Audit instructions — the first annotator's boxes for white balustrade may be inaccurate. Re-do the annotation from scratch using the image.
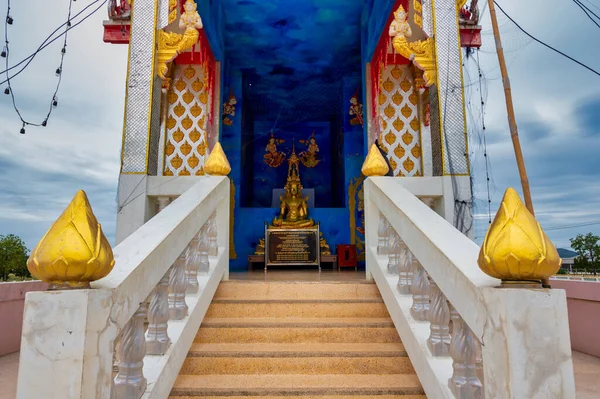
[146,272,171,355]
[364,176,575,398]
[377,212,390,254]
[387,229,399,274]
[169,249,189,320]
[17,177,230,399]
[186,234,200,294]
[114,302,148,398]
[198,223,210,274]
[208,211,218,256]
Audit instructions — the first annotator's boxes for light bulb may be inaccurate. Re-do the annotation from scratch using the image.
[55,67,62,76]
[1,47,6,58]
[42,120,47,127]
[61,47,66,55]
[6,16,13,25]
[52,97,58,108]
[4,87,9,95]
[20,126,25,134]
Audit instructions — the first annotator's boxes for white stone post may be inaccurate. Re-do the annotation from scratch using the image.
[397,239,412,294]
[186,234,200,294]
[157,196,171,213]
[387,230,400,274]
[427,279,451,356]
[377,212,390,255]
[448,304,483,398]
[198,224,210,274]
[208,211,218,256]
[410,256,430,321]
[168,250,188,320]
[114,302,148,398]
[146,272,171,355]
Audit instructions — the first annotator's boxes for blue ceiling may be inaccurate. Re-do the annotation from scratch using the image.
[221,0,366,123]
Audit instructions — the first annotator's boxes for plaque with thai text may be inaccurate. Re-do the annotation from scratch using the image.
[266,228,319,267]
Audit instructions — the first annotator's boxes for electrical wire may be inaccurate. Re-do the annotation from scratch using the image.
[494,1,600,77]
[545,220,600,231]
[573,0,600,28]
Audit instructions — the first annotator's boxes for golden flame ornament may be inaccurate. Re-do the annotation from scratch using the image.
[27,190,115,290]
[478,188,561,287]
[204,142,231,176]
[361,144,390,176]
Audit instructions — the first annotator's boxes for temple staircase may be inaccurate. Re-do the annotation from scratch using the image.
[169,280,425,398]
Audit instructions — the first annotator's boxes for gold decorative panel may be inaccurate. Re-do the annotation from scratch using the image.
[378,65,422,177]
[164,64,209,176]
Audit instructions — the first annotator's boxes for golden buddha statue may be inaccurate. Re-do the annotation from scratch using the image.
[272,148,315,229]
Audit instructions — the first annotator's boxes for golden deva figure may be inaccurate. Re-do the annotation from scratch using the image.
[388,5,412,60]
[272,148,314,229]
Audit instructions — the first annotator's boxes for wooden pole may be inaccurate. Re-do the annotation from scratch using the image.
[487,0,550,287]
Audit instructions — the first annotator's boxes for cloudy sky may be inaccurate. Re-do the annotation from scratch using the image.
[0,0,598,252]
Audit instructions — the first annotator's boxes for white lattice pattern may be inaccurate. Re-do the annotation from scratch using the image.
[164,64,209,176]
[378,65,422,177]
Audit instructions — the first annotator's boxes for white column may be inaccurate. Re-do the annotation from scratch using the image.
[397,238,412,294]
[186,234,200,293]
[208,212,218,256]
[448,304,483,398]
[198,224,210,274]
[114,302,148,398]
[410,256,430,321]
[387,229,400,274]
[146,272,171,355]
[377,212,390,255]
[168,250,188,320]
[427,279,451,356]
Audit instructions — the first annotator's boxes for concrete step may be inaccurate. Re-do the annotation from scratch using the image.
[170,374,425,396]
[205,299,389,318]
[181,343,414,375]
[195,318,401,343]
[170,396,426,399]
[214,281,381,300]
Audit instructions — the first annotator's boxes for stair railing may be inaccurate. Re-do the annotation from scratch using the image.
[16,176,230,399]
[364,176,576,398]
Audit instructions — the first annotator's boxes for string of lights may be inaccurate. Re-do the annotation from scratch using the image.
[0,0,105,79]
[475,49,493,225]
[494,1,600,77]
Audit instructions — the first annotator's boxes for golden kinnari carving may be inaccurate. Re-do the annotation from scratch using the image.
[389,5,437,87]
[204,142,231,176]
[361,144,390,177]
[157,0,203,79]
[27,190,115,290]
[478,188,561,287]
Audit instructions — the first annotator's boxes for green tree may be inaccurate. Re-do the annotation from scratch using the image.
[570,233,600,275]
[0,234,30,281]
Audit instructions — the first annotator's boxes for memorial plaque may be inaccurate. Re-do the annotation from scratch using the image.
[266,228,320,267]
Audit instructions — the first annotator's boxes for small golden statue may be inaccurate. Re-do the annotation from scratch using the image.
[272,147,314,228]
[388,5,413,60]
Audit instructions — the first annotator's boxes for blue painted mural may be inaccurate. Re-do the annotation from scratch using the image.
[215,0,383,270]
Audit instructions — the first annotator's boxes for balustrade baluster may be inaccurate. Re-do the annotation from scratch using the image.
[186,234,200,293]
[396,238,412,294]
[448,304,484,398]
[146,272,171,355]
[410,256,430,321]
[387,230,399,274]
[208,211,218,256]
[377,212,390,255]
[427,279,451,356]
[114,302,148,398]
[157,196,171,213]
[198,224,210,274]
[168,250,188,320]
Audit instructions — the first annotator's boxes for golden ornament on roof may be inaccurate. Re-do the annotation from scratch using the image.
[478,188,561,287]
[27,190,115,290]
[361,144,389,177]
[204,142,231,176]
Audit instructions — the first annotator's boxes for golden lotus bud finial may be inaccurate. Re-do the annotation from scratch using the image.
[204,142,231,176]
[478,188,561,288]
[27,190,115,290]
[361,144,390,177]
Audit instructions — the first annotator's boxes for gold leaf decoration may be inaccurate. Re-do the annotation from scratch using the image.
[384,104,395,119]
[385,131,397,145]
[190,104,202,118]
[391,66,403,80]
[181,116,193,130]
[401,104,412,118]
[167,116,176,130]
[179,167,191,176]
[165,143,175,156]
[195,166,205,176]
[182,91,194,105]
[393,118,405,132]
[183,65,196,79]
[403,158,415,172]
[400,79,412,92]
[164,169,174,176]
[172,129,184,143]
[378,93,387,106]
[168,91,178,104]
[361,144,389,176]
[389,158,398,172]
[173,104,185,117]
[382,78,394,93]
[410,118,420,131]
[198,115,207,129]
[402,132,413,145]
[180,142,192,156]
[175,79,186,92]
[204,142,232,176]
[189,130,201,142]
[170,154,183,169]
[392,92,403,106]
[380,118,388,131]
[394,145,406,159]
[199,91,208,105]
[409,93,419,105]
[26,190,114,289]
[188,154,199,168]
[192,78,204,92]
[411,143,422,158]
[197,140,208,156]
